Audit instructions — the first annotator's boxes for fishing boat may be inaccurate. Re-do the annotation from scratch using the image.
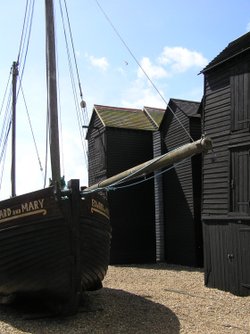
[0,0,212,315]
[0,0,111,315]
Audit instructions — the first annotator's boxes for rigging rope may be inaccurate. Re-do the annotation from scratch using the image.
[0,69,13,192]
[44,105,50,188]
[0,112,11,164]
[0,0,43,193]
[0,80,12,148]
[107,154,195,191]
[82,153,194,195]
[19,80,44,173]
[62,0,89,130]
[0,118,11,165]
[0,77,12,167]
[0,140,8,192]
[62,0,84,103]
[0,72,11,117]
[58,0,88,167]
[62,0,89,124]
[17,0,35,93]
[0,94,11,191]
[94,0,194,142]
[17,0,29,64]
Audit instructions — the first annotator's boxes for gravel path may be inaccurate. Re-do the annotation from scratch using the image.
[0,263,249,333]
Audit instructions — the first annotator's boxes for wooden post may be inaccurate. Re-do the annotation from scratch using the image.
[67,179,81,314]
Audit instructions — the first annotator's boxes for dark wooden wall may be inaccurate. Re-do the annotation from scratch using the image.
[153,131,165,262]
[203,220,250,296]
[88,117,156,264]
[202,51,250,296]
[106,127,156,264]
[87,114,107,186]
[157,100,203,267]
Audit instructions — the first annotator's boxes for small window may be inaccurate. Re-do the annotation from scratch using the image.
[230,147,250,214]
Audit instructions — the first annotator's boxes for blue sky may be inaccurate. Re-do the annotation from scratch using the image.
[0,0,250,198]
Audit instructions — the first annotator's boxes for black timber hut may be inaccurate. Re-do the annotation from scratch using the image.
[86,105,165,264]
[201,32,250,296]
[154,98,203,266]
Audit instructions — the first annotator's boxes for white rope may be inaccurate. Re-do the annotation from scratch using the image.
[93,0,194,142]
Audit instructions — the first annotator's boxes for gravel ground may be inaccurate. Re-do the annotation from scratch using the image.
[0,263,249,333]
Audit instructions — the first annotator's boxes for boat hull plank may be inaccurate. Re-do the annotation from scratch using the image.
[0,188,72,302]
[80,191,111,291]
[0,184,111,313]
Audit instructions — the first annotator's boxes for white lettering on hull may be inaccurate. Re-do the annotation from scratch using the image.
[0,198,47,223]
[91,199,110,219]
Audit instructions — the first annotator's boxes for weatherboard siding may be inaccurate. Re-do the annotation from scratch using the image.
[105,127,156,264]
[153,131,165,262]
[202,57,250,217]
[87,113,107,186]
[106,127,153,176]
[87,108,158,265]
[203,219,250,296]
[202,43,250,296]
[161,99,202,266]
[202,66,231,216]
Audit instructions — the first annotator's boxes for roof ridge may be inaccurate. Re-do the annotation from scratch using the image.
[201,31,250,73]
[93,104,158,131]
[169,99,200,118]
[170,98,200,104]
[143,107,160,130]
[94,104,141,112]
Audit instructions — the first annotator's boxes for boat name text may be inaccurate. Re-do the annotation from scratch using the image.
[0,198,47,223]
[91,199,110,219]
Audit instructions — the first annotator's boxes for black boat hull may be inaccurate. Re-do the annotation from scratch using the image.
[0,180,111,314]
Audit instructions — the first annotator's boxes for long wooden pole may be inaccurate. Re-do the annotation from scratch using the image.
[84,137,212,192]
[11,61,18,197]
[45,0,61,187]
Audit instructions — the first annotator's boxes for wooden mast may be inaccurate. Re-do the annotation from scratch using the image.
[11,61,18,197]
[45,0,61,188]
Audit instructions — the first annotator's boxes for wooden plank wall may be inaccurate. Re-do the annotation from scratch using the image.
[161,103,202,266]
[105,128,156,264]
[87,114,107,186]
[153,130,165,262]
[202,66,231,217]
[202,53,250,296]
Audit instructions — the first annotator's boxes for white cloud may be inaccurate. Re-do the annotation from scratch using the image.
[87,55,109,71]
[247,22,250,32]
[121,78,167,109]
[121,45,206,108]
[158,46,208,73]
[137,57,169,79]
[122,90,166,109]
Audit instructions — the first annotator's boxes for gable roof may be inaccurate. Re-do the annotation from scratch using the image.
[143,106,165,128]
[92,105,165,131]
[168,98,201,118]
[201,31,250,73]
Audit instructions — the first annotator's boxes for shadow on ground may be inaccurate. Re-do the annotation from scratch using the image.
[0,288,180,334]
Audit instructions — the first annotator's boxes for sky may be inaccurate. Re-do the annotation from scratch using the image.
[0,0,250,199]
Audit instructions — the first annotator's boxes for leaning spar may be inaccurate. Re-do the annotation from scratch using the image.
[83,137,212,193]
